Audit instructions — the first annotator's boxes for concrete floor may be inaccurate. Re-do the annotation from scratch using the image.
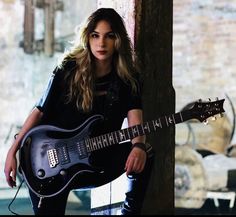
[0,188,91,215]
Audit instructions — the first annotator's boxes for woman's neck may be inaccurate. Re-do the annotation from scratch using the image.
[95,60,112,78]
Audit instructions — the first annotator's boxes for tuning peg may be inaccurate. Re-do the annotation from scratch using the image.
[208,98,211,102]
[219,113,224,118]
[211,116,217,121]
[203,120,208,125]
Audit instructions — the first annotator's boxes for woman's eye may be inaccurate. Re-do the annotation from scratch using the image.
[91,33,99,38]
[107,33,116,39]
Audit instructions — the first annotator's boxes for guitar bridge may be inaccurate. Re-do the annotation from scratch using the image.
[47,149,59,168]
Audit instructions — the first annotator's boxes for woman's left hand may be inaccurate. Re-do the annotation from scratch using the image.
[125,147,147,175]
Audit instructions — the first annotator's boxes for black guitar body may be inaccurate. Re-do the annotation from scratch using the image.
[19,115,120,197]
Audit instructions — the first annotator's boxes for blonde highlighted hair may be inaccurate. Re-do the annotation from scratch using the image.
[59,8,139,112]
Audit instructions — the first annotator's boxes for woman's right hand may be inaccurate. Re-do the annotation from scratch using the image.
[4,150,17,188]
[4,107,43,188]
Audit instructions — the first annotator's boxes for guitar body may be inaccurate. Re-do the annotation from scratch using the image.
[19,115,106,197]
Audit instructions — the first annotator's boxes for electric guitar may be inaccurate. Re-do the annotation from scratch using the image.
[19,98,225,197]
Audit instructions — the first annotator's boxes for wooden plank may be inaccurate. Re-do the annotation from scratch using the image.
[23,0,34,54]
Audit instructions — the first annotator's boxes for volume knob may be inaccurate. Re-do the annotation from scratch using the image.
[60,169,67,176]
[37,169,45,177]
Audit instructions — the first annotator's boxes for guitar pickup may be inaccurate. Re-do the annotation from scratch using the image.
[58,145,70,165]
[77,141,88,159]
[47,148,59,168]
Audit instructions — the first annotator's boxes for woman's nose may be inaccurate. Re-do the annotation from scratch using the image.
[98,37,106,47]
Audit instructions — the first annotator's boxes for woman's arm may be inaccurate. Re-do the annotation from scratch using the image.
[127,109,146,144]
[4,107,43,187]
[125,109,147,175]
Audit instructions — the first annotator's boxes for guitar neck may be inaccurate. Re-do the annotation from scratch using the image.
[86,110,192,152]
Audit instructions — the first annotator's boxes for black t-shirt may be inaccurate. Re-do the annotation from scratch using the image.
[36,60,142,135]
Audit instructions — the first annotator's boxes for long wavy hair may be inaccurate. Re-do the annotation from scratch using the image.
[59,8,139,112]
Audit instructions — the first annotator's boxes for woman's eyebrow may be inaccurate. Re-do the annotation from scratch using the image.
[92,30,114,34]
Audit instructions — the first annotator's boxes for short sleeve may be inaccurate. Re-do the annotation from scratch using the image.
[35,67,61,113]
[35,59,77,113]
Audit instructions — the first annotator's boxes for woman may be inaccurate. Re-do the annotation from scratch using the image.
[4,8,154,215]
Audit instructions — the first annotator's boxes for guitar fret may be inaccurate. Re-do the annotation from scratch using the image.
[95,137,99,149]
[89,139,93,150]
[119,130,126,142]
[96,137,102,149]
[137,125,142,135]
[99,137,103,148]
[140,125,145,134]
[107,133,114,144]
[135,125,140,136]
[87,139,92,151]
[131,125,140,138]
[122,129,128,141]
[152,119,162,130]
[131,127,135,138]
[99,135,103,147]
[127,128,132,140]
[179,112,183,122]
[174,112,184,124]
[85,139,91,152]
[152,120,156,131]
[89,139,93,151]
[94,138,98,150]
[107,134,112,145]
[172,114,176,124]
[98,138,102,149]
[125,128,131,139]
[101,135,107,147]
[165,116,169,127]
[167,115,174,125]
[142,122,150,133]
[123,128,130,141]
[114,131,119,143]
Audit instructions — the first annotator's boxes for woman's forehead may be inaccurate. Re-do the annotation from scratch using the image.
[93,20,113,32]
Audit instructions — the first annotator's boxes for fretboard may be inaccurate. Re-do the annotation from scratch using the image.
[85,110,191,152]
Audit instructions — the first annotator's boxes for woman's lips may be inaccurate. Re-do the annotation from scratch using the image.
[97,51,107,55]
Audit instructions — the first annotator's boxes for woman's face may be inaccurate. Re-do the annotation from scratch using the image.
[89,20,116,63]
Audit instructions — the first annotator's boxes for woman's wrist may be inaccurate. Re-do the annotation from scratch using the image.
[132,142,146,152]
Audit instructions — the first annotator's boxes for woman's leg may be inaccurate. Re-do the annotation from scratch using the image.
[121,146,154,215]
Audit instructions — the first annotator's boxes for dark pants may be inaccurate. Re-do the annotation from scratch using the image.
[29,143,154,215]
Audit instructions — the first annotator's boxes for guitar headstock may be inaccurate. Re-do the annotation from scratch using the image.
[190,98,225,123]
